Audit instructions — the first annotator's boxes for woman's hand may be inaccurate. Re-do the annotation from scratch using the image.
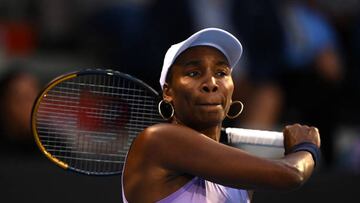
[283,124,321,154]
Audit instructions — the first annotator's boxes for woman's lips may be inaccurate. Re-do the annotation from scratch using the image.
[196,103,222,111]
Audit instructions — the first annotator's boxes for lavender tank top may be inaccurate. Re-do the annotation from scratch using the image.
[121,156,250,203]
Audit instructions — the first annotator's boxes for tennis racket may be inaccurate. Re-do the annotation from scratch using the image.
[32,69,283,176]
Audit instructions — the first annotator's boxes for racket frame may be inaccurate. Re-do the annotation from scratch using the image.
[31,69,161,175]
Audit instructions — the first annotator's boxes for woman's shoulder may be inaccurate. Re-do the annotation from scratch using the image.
[139,123,174,140]
[131,123,177,149]
[142,123,174,133]
[125,123,194,172]
[132,123,200,154]
[141,123,196,139]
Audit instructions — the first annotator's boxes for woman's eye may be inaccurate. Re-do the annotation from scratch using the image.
[187,71,200,77]
[216,71,228,77]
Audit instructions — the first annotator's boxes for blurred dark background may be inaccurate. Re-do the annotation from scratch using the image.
[0,0,359,202]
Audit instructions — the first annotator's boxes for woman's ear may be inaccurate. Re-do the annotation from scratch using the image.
[162,83,173,102]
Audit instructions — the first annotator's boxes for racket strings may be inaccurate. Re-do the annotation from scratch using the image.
[35,73,163,175]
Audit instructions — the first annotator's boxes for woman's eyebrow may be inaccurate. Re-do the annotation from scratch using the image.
[216,60,230,68]
[183,60,201,67]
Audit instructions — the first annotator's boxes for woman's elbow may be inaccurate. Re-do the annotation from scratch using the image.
[280,165,308,191]
[285,170,305,190]
[276,154,315,190]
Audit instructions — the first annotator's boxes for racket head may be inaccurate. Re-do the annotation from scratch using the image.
[32,69,163,175]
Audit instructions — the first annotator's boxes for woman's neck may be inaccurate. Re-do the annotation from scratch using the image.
[198,126,222,142]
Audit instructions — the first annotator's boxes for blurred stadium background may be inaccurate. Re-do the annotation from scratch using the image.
[0,0,359,202]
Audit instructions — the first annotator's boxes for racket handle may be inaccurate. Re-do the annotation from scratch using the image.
[225,127,284,148]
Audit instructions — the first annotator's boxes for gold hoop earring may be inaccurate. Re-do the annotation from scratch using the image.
[226,101,244,119]
[158,100,174,120]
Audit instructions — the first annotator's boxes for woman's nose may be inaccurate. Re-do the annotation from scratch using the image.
[201,76,218,93]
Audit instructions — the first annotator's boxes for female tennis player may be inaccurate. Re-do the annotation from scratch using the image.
[121,28,321,203]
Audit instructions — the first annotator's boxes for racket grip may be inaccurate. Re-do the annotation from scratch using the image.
[225,128,284,148]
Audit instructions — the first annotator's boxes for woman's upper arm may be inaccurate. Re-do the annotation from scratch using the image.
[136,124,308,190]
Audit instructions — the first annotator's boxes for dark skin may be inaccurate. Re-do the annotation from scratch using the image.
[123,46,321,203]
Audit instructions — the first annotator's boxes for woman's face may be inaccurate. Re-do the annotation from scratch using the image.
[163,46,234,130]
